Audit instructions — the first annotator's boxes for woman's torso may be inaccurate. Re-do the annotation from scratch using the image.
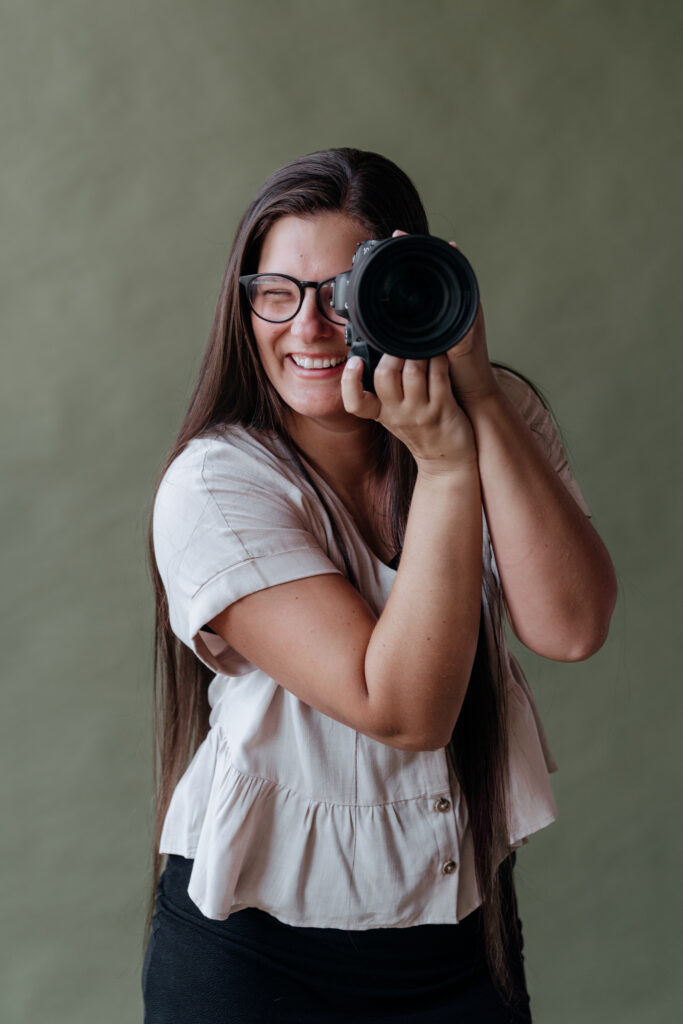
[152,388,566,928]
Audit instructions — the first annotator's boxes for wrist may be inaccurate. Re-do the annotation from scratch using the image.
[457,380,505,417]
[414,457,481,487]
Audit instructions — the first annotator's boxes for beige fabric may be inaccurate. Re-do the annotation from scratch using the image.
[153,370,590,928]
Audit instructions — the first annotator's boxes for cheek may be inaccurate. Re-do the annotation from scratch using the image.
[252,325,279,368]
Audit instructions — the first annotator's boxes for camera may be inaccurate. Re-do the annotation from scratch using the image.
[331,234,479,392]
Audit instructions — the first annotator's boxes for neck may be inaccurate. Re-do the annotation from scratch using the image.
[284,410,394,564]
[284,410,381,497]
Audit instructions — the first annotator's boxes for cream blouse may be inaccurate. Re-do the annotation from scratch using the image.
[152,368,590,929]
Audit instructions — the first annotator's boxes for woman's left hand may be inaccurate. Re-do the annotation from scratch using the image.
[445,299,499,408]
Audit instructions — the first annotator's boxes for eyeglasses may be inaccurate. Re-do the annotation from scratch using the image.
[239,273,347,325]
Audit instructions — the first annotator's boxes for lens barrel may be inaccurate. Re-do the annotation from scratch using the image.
[337,235,479,360]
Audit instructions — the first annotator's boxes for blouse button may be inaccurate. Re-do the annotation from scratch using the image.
[433,797,451,813]
[442,859,457,875]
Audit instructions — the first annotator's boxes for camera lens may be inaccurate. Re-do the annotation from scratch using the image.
[352,236,478,359]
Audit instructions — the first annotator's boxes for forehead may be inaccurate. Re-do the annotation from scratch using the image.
[257,212,369,276]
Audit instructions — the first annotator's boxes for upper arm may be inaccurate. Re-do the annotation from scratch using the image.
[487,369,615,658]
[153,438,343,676]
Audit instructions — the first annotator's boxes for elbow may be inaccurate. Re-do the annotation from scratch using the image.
[559,623,610,662]
[389,729,453,753]
[373,704,462,752]
[363,666,471,752]
[555,586,617,662]
[527,621,610,662]
[572,573,618,660]
[521,602,616,662]
[524,565,618,662]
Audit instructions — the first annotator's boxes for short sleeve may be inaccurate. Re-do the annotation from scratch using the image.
[493,367,591,516]
[152,434,342,675]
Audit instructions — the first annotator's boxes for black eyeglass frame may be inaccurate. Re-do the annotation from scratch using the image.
[239,273,347,325]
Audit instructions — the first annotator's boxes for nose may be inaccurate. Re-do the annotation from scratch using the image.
[290,288,334,342]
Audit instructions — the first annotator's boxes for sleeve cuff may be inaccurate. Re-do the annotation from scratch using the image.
[187,546,342,674]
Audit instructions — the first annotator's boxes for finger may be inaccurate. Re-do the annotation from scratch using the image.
[341,356,381,419]
[426,354,453,404]
[448,240,459,249]
[446,302,484,359]
[372,354,405,405]
[392,229,409,238]
[400,358,429,406]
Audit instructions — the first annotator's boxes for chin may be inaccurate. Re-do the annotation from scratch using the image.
[284,395,354,428]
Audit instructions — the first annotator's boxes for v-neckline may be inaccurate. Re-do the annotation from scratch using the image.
[385,551,401,571]
[296,453,400,572]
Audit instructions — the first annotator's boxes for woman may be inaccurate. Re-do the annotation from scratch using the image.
[142,148,616,1022]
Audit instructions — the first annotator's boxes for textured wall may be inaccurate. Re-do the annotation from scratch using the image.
[2,1,681,1020]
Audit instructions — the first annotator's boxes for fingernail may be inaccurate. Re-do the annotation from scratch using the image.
[345,356,362,370]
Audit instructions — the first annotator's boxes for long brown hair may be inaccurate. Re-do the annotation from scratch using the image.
[145,148,517,998]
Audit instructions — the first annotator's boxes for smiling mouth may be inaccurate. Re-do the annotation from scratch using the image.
[290,354,347,370]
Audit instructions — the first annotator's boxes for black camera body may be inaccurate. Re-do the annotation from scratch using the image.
[331,234,479,392]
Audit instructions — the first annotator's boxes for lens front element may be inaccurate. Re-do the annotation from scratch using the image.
[378,263,453,334]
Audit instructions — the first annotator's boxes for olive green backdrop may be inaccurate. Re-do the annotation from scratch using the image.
[2,1,681,1020]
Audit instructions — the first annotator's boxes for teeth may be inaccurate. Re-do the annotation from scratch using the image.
[291,354,346,369]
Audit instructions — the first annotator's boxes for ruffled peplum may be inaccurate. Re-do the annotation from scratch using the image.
[161,726,465,928]
[506,672,558,846]
[159,671,557,930]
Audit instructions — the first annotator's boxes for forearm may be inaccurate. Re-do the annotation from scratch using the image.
[464,387,617,660]
[364,463,483,749]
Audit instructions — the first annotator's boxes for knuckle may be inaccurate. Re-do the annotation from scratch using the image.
[373,369,396,392]
[379,353,403,368]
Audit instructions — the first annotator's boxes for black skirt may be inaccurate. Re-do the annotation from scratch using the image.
[142,854,531,1023]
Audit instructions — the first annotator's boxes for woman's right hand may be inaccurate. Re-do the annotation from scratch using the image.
[341,352,478,475]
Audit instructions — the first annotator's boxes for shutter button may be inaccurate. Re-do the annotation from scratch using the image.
[433,797,451,813]
[442,859,457,875]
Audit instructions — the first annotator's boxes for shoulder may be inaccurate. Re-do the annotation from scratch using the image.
[151,427,343,668]
[492,365,547,419]
[161,426,291,488]
[152,425,328,559]
[492,364,561,444]
[155,426,304,515]
[492,366,591,516]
